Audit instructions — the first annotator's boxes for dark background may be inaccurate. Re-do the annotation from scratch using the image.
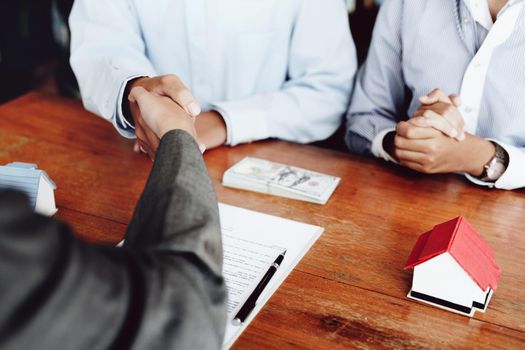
[0,0,76,103]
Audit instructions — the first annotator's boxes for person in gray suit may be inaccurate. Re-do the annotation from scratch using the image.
[0,87,227,349]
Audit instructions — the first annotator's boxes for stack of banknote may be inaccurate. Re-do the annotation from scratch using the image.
[222,157,340,205]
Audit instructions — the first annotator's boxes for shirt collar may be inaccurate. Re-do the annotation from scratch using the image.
[464,0,495,30]
[463,0,524,30]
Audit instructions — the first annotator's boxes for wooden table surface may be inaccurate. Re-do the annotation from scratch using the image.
[1,92,524,349]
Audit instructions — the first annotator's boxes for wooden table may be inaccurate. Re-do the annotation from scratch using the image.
[1,92,524,349]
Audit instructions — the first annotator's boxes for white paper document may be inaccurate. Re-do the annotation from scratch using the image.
[219,204,324,349]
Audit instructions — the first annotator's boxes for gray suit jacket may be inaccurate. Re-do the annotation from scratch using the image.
[0,130,227,350]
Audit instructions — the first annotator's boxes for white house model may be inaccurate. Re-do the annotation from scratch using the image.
[404,217,500,317]
[0,162,58,216]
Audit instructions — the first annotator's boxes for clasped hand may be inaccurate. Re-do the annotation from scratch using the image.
[388,89,495,176]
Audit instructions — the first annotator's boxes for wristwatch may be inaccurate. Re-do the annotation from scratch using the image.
[480,143,509,182]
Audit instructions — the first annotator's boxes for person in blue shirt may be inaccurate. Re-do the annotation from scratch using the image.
[346,0,525,190]
[70,0,357,158]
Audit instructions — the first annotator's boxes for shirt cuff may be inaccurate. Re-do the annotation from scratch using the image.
[210,101,270,146]
[371,128,398,163]
[464,139,525,190]
[114,74,150,138]
[209,105,233,146]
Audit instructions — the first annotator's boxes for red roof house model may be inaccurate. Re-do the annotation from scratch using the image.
[404,217,501,317]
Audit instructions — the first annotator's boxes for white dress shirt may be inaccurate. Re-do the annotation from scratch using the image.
[346,0,525,190]
[70,0,357,146]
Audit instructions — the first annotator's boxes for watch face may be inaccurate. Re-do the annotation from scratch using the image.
[487,160,506,181]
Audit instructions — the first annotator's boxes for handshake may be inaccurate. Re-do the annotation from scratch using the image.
[127,81,202,158]
[127,75,227,159]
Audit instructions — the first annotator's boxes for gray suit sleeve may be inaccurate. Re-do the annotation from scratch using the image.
[0,130,227,350]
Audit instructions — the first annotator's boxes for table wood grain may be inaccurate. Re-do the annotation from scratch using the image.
[1,92,524,349]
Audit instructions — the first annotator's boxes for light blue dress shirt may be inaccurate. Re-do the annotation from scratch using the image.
[346,0,525,190]
[70,0,357,146]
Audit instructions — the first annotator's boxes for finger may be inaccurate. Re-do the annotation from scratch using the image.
[427,108,465,140]
[449,94,462,107]
[133,141,141,153]
[408,116,433,127]
[138,139,155,160]
[135,130,152,155]
[157,75,201,117]
[394,135,438,153]
[400,160,426,173]
[443,106,465,135]
[419,89,451,105]
[421,110,459,138]
[144,147,155,160]
[145,132,160,152]
[140,130,160,154]
[409,115,460,140]
[412,108,426,118]
[135,125,146,144]
[128,86,150,105]
[136,134,152,156]
[448,94,466,140]
[396,121,442,139]
[135,126,153,155]
[147,150,155,161]
[414,104,466,140]
[394,148,427,165]
[136,117,160,151]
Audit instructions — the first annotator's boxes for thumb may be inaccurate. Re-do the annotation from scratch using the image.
[419,88,451,105]
[128,86,152,106]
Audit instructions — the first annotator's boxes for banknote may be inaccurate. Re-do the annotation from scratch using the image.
[224,157,340,200]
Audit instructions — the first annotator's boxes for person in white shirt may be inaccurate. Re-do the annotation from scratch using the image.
[69,0,357,157]
[346,0,525,190]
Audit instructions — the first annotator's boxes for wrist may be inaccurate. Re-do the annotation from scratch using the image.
[195,111,227,149]
[462,135,496,176]
[157,117,194,140]
[129,76,149,90]
[125,77,150,126]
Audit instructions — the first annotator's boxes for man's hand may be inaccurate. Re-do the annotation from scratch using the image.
[129,87,203,159]
[389,121,495,176]
[127,75,201,156]
[195,111,227,150]
[411,88,466,141]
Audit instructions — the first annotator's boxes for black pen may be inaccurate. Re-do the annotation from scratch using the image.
[232,250,286,325]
